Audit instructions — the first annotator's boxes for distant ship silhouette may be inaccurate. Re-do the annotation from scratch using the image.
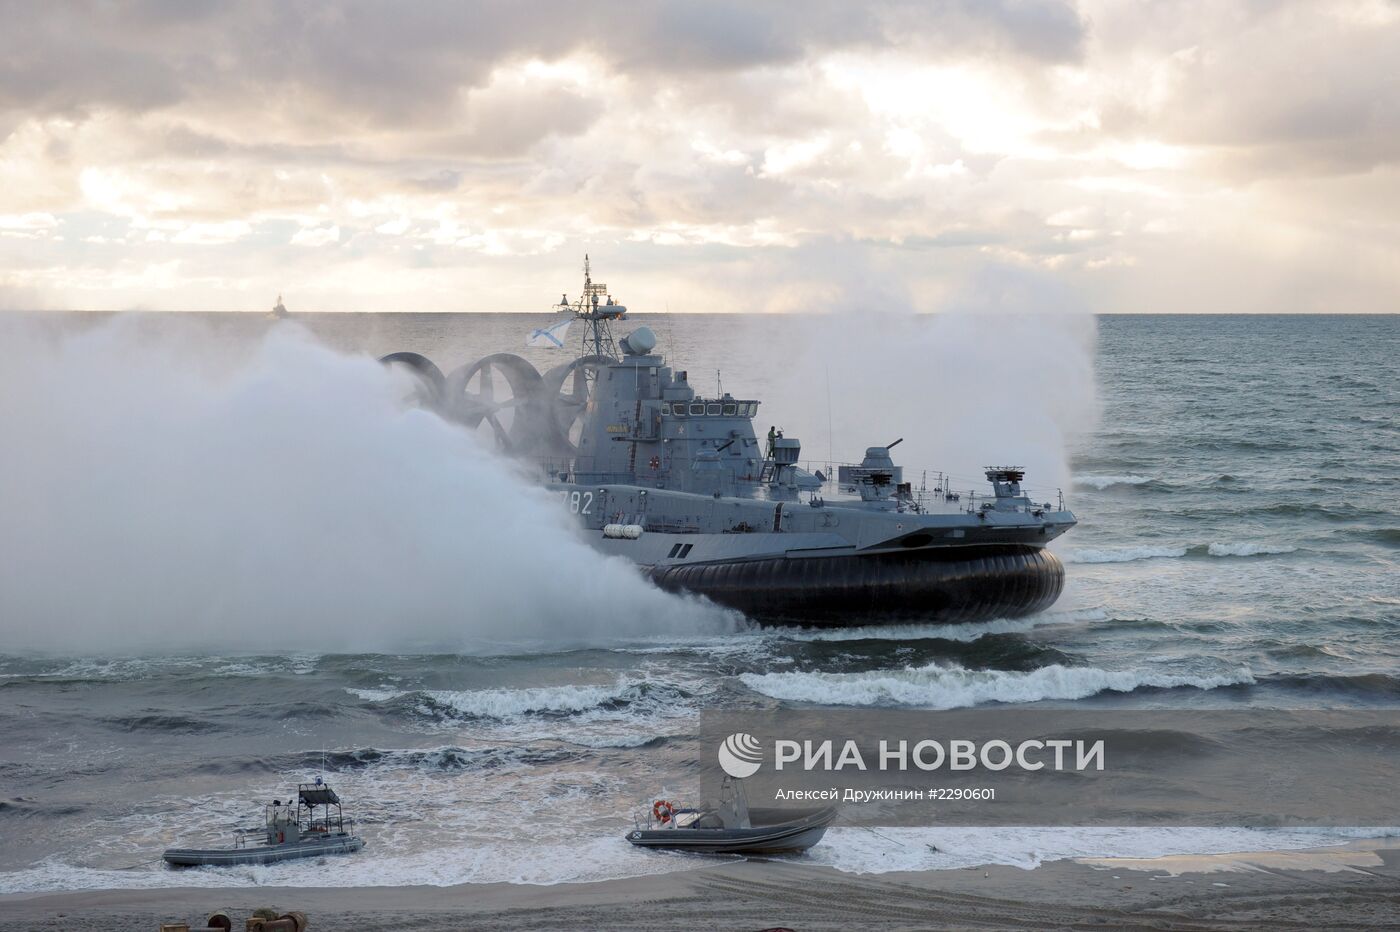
[269,294,289,319]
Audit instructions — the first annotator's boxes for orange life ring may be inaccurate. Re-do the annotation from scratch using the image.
[652,799,675,824]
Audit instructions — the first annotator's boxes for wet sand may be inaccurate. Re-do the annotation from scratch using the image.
[4,841,1398,930]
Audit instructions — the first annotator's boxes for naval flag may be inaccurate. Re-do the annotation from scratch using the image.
[526,317,572,349]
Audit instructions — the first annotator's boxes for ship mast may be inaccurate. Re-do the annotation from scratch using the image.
[563,254,622,360]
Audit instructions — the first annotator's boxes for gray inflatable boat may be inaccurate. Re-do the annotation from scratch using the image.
[626,777,835,855]
[163,779,364,867]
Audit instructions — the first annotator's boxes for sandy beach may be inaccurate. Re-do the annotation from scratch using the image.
[4,840,1398,931]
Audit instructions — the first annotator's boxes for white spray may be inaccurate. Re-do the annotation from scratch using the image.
[762,262,1099,499]
[0,315,741,654]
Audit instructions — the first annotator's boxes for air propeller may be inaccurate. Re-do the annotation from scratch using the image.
[380,350,615,458]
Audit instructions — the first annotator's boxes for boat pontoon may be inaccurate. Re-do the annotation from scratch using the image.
[626,776,835,854]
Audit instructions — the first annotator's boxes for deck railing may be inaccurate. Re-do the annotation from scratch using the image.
[525,456,1065,514]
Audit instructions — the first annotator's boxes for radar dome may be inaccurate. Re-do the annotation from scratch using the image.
[620,327,657,356]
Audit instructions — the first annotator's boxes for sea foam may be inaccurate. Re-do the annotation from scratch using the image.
[738,663,1254,709]
[1064,542,1298,563]
[1062,546,1188,564]
[1074,474,1153,490]
[1205,541,1298,557]
[811,826,1400,876]
[779,617,1053,644]
[349,678,693,720]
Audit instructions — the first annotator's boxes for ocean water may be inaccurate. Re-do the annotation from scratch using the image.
[1,312,1396,892]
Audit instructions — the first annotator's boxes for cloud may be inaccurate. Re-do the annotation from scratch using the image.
[1080,1,1400,177]
[0,0,1395,312]
[0,212,59,236]
[169,220,252,245]
[290,224,340,247]
[0,1,1086,123]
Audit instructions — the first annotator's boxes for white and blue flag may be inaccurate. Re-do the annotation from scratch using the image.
[526,317,572,349]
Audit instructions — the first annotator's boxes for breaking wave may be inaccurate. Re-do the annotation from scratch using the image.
[738,663,1255,709]
[194,745,585,775]
[1063,542,1297,563]
[1204,541,1298,557]
[349,679,693,721]
[776,616,1060,644]
[1062,546,1188,564]
[319,745,580,772]
[1074,474,1153,490]
[0,655,325,684]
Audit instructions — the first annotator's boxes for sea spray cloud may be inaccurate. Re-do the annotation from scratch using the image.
[0,315,741,653]
[758,261,1098,496]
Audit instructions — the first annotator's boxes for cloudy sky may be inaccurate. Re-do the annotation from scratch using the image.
[2,0,1396,313]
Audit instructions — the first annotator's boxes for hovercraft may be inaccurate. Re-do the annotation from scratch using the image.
[381,257,1077,626]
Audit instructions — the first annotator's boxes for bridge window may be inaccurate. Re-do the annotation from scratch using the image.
[723,403,737,416]
[661,403,671,416]
[706,403,721,415]
[689,403,705,416]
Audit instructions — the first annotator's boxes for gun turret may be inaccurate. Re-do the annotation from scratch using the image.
[691,448,727,495]
[837,444,905,503]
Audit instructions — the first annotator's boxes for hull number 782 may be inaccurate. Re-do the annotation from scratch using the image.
[562,490,594,515]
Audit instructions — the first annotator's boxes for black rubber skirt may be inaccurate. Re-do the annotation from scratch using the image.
[648,546,1064,626]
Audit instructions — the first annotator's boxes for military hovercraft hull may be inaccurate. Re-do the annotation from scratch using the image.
[648,545,1063,625]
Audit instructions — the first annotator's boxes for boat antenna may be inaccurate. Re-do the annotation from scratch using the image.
[825,364,834,473]
[585,254,596,358]
[661,306,674,364]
